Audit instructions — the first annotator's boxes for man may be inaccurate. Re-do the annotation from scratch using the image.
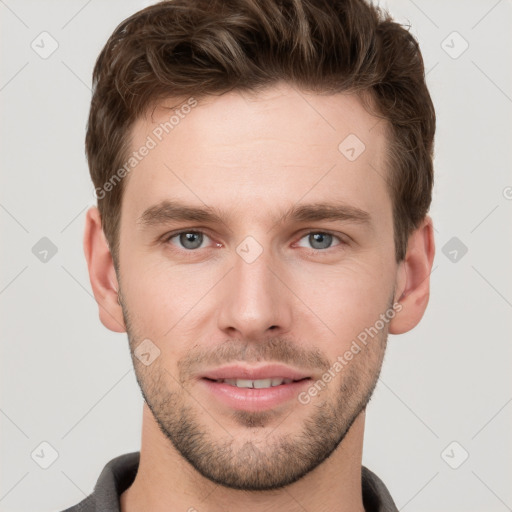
[64,0,435,510]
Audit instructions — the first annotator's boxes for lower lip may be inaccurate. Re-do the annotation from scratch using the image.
[200,378,311,412]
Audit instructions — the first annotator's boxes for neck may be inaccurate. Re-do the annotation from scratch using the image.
[121,404,366,512]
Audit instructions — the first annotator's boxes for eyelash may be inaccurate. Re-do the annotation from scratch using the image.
[162,229,347,254]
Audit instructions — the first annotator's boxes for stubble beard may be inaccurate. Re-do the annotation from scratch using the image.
[120,294,391,491]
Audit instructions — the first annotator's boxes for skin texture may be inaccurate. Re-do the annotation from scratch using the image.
[84,82,435,512]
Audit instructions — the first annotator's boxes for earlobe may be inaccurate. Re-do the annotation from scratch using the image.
[389,216,435,335]
[83,206,126,333]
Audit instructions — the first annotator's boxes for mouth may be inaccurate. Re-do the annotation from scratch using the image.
[202,376,311,389]
[198,364,313,411]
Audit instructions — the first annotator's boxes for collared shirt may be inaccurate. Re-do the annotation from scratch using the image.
[61,451,398,512]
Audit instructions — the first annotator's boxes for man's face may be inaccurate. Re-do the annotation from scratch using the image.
[117,83,399,490]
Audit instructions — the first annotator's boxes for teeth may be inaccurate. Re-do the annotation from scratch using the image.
[254,378,273,389]
[218,378,294,388]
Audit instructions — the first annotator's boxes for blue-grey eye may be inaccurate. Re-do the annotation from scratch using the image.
[177,232,205,250]
[297,232,341,250]
[309,233,333,249]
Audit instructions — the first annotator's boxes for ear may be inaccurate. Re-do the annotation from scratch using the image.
[389,215,435,334]
[83,206,126,333]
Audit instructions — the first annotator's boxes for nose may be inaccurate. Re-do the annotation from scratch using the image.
[217,244,293,341]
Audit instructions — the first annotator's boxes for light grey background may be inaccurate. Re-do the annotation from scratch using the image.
[1,1,511,511]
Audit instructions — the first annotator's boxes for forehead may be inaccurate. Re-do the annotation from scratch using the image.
[121,82,391,228]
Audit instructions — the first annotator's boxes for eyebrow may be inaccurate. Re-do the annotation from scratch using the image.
[137,199,372,229]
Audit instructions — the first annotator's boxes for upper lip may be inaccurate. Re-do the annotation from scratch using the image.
[200,364,311,381]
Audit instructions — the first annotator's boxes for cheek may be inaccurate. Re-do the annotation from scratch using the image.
[120,231,396,344]
[121,256,219,342]
[120,260,176,335]
[290,258,394,342]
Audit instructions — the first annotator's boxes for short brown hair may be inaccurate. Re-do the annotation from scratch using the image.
[86,0,435,266]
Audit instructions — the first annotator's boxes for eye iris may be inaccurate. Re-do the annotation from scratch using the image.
[310,233,332,250]
[175,233,334,250]
[180,232,203,249]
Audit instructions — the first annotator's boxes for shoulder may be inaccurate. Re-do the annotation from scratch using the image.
[361,465,399,512]
[58,452,140,512]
